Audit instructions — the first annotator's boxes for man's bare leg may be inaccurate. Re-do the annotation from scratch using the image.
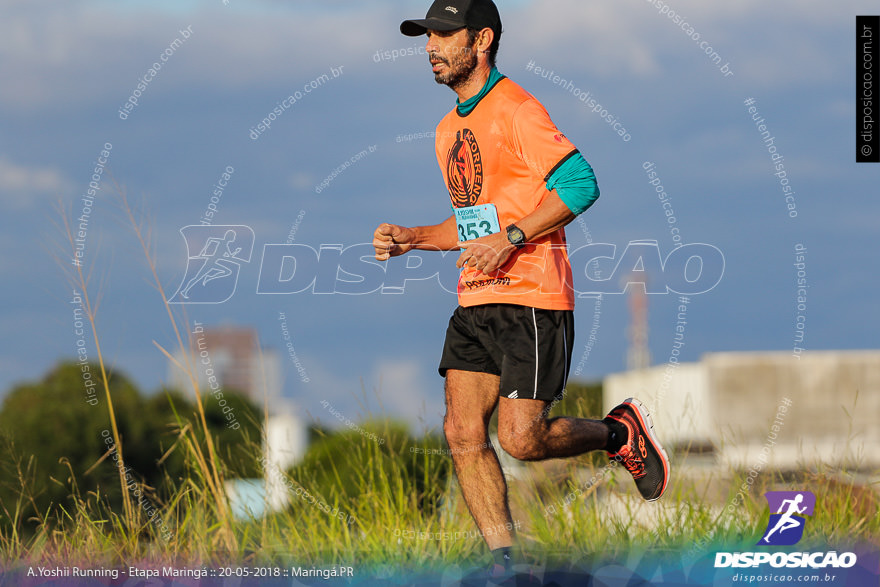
[443,369,513,550]
[496,397,612,461]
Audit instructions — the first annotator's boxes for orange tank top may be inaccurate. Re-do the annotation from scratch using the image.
[435,77,577,310]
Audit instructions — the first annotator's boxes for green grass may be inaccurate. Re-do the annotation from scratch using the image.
[2,184,876,573]
[0,418,877,571]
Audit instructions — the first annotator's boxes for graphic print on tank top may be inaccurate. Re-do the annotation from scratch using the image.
[446,129,483,208]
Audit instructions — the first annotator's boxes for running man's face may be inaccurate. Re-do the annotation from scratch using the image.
[425,28,478,90]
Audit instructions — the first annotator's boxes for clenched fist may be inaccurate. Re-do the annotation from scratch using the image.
[373,223,416,261]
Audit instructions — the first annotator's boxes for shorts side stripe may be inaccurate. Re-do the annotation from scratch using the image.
[561,319,569,395]
[532,307,539,399]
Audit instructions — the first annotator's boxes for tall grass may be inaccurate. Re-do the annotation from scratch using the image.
[56,198,135,539]
[116,183,235,551]
[0,188,876,572]
[2,417,876,570]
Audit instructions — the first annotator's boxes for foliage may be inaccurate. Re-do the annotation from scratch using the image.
[0,362,260,536]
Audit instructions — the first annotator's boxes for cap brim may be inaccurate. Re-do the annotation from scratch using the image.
[400,17,465,37]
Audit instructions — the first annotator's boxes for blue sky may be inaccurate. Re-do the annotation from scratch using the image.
[1,0,876,430]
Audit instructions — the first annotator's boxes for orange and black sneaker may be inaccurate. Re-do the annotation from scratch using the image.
[604,397,669,501]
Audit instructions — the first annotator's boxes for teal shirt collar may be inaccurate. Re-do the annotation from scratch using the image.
[456,67,505,116]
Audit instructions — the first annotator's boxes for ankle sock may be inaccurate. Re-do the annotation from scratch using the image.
[603,418,628,453]
[491,546,513,570]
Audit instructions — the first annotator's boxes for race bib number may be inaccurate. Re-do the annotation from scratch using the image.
[454,203,500,244]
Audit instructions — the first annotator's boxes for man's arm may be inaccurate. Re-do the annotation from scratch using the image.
[516,190,576,242]
[454,98,599,274]
[373,215,458,261]
[455,191,574,274]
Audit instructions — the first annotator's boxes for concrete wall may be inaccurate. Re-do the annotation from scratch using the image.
[706,351,880,468]
[604,351,880,469]
[604,362,710,448]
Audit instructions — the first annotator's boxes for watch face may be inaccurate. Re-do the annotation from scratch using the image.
[508,225,525,245]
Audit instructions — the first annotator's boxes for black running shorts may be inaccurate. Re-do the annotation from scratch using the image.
[438,304,574,401]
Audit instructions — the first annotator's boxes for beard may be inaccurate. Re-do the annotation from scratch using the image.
[431,46,478,91]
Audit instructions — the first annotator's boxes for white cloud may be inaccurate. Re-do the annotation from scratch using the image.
[504,0,846,85]
[291,353,375,421]
[0,1,398,111]
[288,172,316,192]
[373,358,444,427]
[0,0,856,112]
[506,1,661,77]
[287,353,442,430]
[0,157,72,209]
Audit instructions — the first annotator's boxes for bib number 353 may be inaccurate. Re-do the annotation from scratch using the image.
[454,203,501,245]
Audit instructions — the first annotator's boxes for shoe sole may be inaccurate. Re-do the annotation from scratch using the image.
[621,397,670,501]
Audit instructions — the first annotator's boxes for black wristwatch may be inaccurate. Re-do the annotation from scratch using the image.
[506,224,526,248]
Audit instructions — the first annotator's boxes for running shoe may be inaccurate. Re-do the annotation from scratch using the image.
[605,397,670,501]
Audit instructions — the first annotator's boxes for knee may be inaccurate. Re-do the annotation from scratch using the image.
[497,427,542,461]
[443,413,487,450]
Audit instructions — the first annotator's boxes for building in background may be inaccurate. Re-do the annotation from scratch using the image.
[168,325,281,405]
[167,325,308,518]
[604,350,880,469]
[626,277,651,371]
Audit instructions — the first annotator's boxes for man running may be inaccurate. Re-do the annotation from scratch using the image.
[372,0,669,575]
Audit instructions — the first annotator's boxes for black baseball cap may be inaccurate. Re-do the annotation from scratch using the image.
[400,0,501,38]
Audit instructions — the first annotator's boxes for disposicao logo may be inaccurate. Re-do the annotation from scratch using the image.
[759,490,815,546]
[169,225,254,304]
[714,490,858,570]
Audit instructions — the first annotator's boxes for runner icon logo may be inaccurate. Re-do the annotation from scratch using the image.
[169,225,255,304]
[758,491,815,546]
